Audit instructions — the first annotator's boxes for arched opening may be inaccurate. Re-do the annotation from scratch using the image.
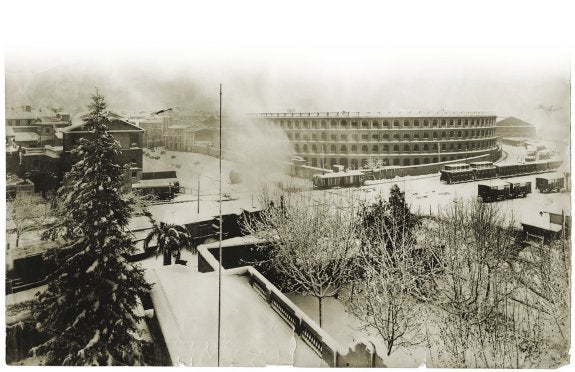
[413,158,420,165]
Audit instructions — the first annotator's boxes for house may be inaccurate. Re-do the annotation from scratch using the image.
[61,118,145,183]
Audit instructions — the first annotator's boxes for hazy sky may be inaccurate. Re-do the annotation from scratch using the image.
[3,1,573,141]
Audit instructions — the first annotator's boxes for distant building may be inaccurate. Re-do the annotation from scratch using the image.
[165,116,219,151]
[6,116,144,194]
[251,112,500,169]
[495,116,536,139]
[5,106,72,148]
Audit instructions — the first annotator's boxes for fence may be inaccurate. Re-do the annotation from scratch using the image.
[197,243,386,367]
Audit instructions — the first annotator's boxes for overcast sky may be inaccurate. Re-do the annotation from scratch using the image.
[3,1,573,141]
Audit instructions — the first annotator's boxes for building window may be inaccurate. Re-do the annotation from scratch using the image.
[341,145,347,153]
[433,132,438,139]
[432,157,438,163]
[372,120,380,128]
[295,144,300,152]
[393,134,400,141]
[332,120,339,128]
[372,145,378,153]
[383,120,389,127]
[295,133,300,140]
[423,119,429,127]
[311,133,317,141]
[423,144,429,151]
[361,134,369,141]
[311,120,317,129]
[351,144,357,152]
[361,145,369,154]
[424,158,430,164]
[449,131,454,138]
[383,145,389,152]
[330,144,337,153]
[404,120,410,127]
[441,119,446,127]
[321,120,327,128]
[393,145,399,152]
[403,133,410,140]
[372,134,379,141]
[413,133,420,140]
[413,144,420,152]
[362,121,369,128]
[311,158,317,167]
[351,121,358,129]
[341,134,347,141]
[403,144,410,152]
[382,134,389,140]
[414,158,420,165]
[441,132,446,138]
[302,144,308,153]
[331,134,337,141]
[423,132,429,139]
[393,120,400,127]
[312,144,317,153]
[404,159,410,166]
[321,133,327,140]
[302,120,308,128]
[393,159,400,165]
[414,120,420,127]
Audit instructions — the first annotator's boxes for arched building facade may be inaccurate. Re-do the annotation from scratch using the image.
[251,112,500,169]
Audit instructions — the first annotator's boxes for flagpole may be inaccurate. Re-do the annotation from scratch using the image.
[217,84,223,367]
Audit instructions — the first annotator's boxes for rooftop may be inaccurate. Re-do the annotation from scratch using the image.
[144,263,323,366]
[249,111,497,119]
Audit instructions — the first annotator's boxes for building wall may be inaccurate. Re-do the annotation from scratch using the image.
[495,125,537,138]
[252,113,499,169]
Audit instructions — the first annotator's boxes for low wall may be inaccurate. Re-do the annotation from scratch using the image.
[197,243,386,367]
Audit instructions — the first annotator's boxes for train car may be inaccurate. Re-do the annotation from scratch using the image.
[536,174,565,193]
[505,181,532,198]
[478,180,511,202]
[547,160,563,171]
[440,163,475,184]
[132,184,175,201]
[312,169,364,189]
[496,164,519,178]
[532,160,549,173]
[470,161,497,181]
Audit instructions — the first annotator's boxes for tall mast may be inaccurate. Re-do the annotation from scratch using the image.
[217,84,223,367]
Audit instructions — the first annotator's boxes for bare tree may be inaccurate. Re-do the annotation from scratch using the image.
[425,199,529,368]
[6,192,50,248]
[346,185,427,356]
[242,190,357,327]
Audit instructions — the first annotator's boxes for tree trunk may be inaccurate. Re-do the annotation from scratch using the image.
[318,296,323,328]
[163,250,172,266]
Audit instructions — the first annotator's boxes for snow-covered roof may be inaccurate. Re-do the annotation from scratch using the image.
[478,180,510,188]
[521,213,562,232]
[314,170,363,179]
[145,266,323,366]
[132,178,179,188]
[14,132,39,142]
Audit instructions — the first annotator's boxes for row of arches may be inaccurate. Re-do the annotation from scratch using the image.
[286,129,496,141]
[275,117,496,130]
[294,140,497,155]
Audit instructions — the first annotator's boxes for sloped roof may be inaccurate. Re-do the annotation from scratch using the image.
[61,119,144,133]
[496,117,535,127]
[14,132,40,142]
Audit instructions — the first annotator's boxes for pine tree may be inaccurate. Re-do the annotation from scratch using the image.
[31,92,151,366]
